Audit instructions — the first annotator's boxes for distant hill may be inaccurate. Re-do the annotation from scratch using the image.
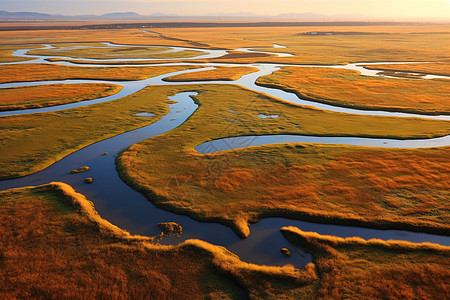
[0,10,374,22]
[0,10,145,21]
[100,12,143,19]
[0,10,56,20]
[2,10,444,22]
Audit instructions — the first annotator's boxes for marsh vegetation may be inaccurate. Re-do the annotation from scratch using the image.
[0,24,449,299]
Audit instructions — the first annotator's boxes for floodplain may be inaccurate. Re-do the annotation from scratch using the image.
[0,23,449,299]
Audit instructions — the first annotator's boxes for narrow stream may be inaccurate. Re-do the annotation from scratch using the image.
[196,134,450,153]
[0,43,449,268]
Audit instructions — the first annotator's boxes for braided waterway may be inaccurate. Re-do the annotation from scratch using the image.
[0,43,449,267]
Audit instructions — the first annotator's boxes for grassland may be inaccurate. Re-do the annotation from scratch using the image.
[256,66,450,115]
[363,62,450,77]
[1,25,449,65]
[0,45,43,63]
[28,44,205,60]
[0,182,320,299]
[45,57,186,65]
[44,52,276,65]
[0,28,196,48]
[1,25,450,298]
[281,226,450,299]
[0,85,183,179]
[164,66,258,82]
[156,26,450,64]
[2,182,447,299]
[0,50,31,63]
[0,63,199,84]
[0,83,122,111]
[117,84,450,238]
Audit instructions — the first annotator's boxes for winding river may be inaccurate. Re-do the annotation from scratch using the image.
[0,42,449,268]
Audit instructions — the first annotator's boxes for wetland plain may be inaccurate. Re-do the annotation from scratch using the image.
[0,23,449,299]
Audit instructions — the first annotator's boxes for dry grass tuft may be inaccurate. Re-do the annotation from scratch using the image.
[158,222,183,235]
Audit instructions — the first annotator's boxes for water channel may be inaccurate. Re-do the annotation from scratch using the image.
[0,42,449,268]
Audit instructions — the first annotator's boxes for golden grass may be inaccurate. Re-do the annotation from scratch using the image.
[375,70,427,79]
[363,62,450,77]
[0,182,317,299]
[155,25,450,64]
[0,83,122,111]
[45,57,163,64]
[0,45,46,63]
[1,181,447,299]
[117,84,450,238]
[28,44,204,60]
[0,50,33,63]
[1,25,449,65]
[281,226,450,299]
[45,54,274,65]
[1,26,450,299]
[0,28,196,48]
[164,66,258,82]
[281,226,450,252]
[45,182,149,239]
[257,66,450,115]
[0,63,199,84]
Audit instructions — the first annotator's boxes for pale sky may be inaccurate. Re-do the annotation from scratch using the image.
[2,0,450,19]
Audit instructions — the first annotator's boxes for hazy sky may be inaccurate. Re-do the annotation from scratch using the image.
[2,0,450,19]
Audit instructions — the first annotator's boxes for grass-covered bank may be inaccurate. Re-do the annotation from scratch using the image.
[0,63,199,84]
[163,66,259,82]
[4,181,446,299]
[281,226,450,299]
[362,62,450,77]
[256,66,450,115]
[0,83,122,111]
[0,182,318,299]
[117,84,450,238]
[27,43,204,60]
[0,85,193,179]
[154,26,450,64]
